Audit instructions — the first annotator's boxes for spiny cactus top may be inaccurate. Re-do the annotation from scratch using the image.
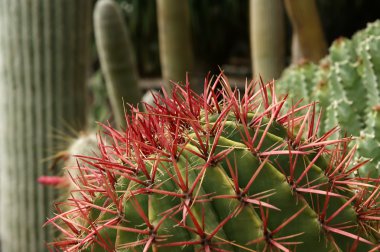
[47,75,380,251]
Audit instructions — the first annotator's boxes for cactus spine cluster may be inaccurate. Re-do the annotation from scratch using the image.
[278,21,380,178]
[47,75,380,251]
[94,0,141,128]
[0,1,92,251]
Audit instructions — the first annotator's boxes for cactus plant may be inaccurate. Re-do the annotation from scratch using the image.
[250,0,286,82]
[46,75,380,251]
[64,132,99,191]
[94,0,141,128]
[156,0,194,91]
[277,20,380,178]
[284,0,328,63]
[0,1,92,251]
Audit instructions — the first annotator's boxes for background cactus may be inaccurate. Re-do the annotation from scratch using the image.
[64,132,99,193]
[47,75,380,251]
[277,20,380,178]
[284,0,328,63]
[249,0,285,82]
[0,1,92,251]
[94,0,141,128]
[156,0,194,91]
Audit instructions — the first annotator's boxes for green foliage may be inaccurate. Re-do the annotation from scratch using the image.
[277,20,380,178]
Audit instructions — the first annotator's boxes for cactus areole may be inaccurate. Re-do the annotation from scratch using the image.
[47,75,380,251]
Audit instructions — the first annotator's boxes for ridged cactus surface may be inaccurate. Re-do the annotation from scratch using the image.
[47,76,380,251]
[277,21,380,178]
[0,1,91,251]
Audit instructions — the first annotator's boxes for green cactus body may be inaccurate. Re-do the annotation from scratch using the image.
[278,21,380,179]
[324,62,361,136]
[0,1,91,251]
[48,76,379,251]
[352,21,380,48]
[356,34,380,176]
[313,59,330,134]
[94,0,141,128]
[277,61,317,104]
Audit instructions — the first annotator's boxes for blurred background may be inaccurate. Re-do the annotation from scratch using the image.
[114,0,380,78]
[0,0,380,251]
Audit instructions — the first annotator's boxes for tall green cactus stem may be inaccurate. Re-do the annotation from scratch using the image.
[0,1,92,251]
[156,0,194,92]
[47,76,380,251]
[94,0,141,128]
[250,0,285,81]
[284,0,327,63]
[278,21,380,178]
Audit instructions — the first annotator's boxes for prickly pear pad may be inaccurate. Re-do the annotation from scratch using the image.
[47,75,380,251]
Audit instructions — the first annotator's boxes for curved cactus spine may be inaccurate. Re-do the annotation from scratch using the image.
[46,75,380,251]
[0,1,92,251]
[156,0,194,91]
[94,0,141,128]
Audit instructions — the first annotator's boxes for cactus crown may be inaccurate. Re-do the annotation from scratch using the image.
[47,75,380,251]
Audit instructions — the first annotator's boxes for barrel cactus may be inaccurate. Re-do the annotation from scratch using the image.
[47,75,380,251]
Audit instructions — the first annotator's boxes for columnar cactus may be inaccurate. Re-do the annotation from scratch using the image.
[156,0,194,91]
[284,0,328,63]
[94,0,141,128]
[0,1,92,251]
[249,0,286,81]
[47,75,380,251]
[277,20,380,178]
